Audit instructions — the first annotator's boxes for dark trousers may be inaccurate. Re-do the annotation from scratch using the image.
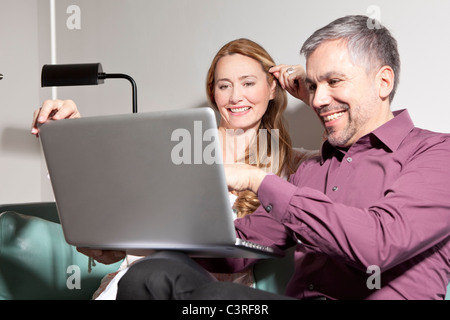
[116,251,293,300]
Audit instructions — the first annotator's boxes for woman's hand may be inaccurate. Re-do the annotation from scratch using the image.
[31,99,81,137]
[269,64,309,105]
[224,163,267,194]
[76,248,126,265]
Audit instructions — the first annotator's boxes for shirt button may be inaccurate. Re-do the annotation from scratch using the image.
[265,205,273,212]
[346,157,352,163]
[332,186,338,192]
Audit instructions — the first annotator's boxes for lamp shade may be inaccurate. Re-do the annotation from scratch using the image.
[40,62,137,113]
[41,63,104,87]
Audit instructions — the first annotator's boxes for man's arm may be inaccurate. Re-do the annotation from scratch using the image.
[224,136,450,272]
[255,140,450,272]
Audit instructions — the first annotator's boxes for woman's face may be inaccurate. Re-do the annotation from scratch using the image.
[214,54,276,132]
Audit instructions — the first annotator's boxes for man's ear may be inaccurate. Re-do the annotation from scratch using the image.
[377,66,395,100]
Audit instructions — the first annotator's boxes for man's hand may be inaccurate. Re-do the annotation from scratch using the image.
[224,163,268,194]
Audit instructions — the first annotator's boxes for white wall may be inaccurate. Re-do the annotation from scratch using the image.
[1,0,449,203]
[0,1,44,203]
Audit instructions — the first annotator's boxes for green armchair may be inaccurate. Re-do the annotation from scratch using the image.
[0,202,295,300]
[0,201,295,300]
[0,202,122,300]
[1,202,448,300]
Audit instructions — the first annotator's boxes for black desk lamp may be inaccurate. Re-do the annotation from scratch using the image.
[41,63,137,113]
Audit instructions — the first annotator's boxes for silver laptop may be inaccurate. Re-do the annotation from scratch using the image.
[38,107,281,259]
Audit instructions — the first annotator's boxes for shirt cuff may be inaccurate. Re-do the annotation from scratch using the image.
[257,174,297,223]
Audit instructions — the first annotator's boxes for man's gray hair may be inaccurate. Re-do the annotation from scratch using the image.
[301,15,400,102]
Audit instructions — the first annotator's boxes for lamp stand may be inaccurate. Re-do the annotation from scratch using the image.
[98,73,137,114]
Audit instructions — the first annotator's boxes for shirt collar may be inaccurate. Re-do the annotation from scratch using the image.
[320,109,415,162]
[371,109,415,152]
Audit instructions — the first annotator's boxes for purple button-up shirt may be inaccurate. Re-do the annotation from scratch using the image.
[205,109,450,299]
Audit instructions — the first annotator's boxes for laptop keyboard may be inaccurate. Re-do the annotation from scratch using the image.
[236,239,275,253]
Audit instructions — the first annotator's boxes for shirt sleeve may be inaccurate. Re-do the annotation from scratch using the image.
[258,138,450,272]
[196,191,297,274]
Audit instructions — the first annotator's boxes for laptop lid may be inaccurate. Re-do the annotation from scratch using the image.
[39,108,278,258]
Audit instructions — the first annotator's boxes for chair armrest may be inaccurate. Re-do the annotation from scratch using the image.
[0,202,59,223]
[0,206,122,300]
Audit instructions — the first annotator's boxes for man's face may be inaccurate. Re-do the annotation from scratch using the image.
[305,40,382,148]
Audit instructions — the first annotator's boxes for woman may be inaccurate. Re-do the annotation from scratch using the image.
[206,38,299,218]
[32,38,313,298]
[202,38,302,287]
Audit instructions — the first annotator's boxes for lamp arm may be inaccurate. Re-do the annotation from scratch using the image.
[98,73,137,113]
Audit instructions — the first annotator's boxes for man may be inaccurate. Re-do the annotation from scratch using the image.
[105,15,450,299]
[217,15,450,300]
